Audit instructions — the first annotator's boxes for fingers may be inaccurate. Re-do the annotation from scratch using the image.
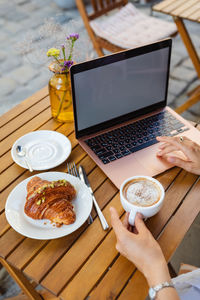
[110,207,124,235]
[166,156,193,172]
[122,212,129,229]
[156,136,193,159]
[157,136,189,143]
[157,145,177,157]
[134,213,146,233]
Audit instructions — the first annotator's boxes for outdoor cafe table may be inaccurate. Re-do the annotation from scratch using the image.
[0,86,200,300]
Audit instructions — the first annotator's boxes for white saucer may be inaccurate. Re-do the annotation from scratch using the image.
[5,172,93,239]
[11,131,71,171]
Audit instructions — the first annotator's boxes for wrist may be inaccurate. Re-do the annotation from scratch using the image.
[145,258,171,287]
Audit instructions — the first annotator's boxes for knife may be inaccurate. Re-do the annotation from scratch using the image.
[79,165,109,230]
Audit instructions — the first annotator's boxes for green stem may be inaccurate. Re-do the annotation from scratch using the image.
[55,90,67,119]
[68,40,74,61]
[62,47,66,60]
[54,56,62,66]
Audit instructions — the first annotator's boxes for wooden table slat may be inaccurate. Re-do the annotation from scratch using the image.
[60,230,119,300]
[0,86,48,128]
[0,228,25,259]
[118,270,148,300]
[0,213,10,236]
[153,0,178,11]
[0,96,50,142]
[162,0,188,14]
[160,178,200,261]
[24,223,88,283]
[7,239,48,271]
[147,171,198,237]
[155,167,181,190]
[180,3,200,18]
[89,255,135,300]
[0,107,52,157]
[171,0,199,17]
[189,9,200,21]
[39,186,118,295]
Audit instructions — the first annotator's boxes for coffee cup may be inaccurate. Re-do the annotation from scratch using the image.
[120,176,165,226]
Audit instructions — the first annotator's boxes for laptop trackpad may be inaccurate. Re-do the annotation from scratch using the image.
[134,143,173,175]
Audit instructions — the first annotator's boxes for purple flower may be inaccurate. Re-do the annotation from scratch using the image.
[63,60,74,69]
[66,33,79,41]
[61,44,65,49]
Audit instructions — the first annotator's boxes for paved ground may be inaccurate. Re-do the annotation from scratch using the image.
[0,0,200,298]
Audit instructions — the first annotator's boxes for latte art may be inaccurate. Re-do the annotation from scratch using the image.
[124,179,161,207]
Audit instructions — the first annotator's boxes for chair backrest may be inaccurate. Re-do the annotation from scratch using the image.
[76,0,129,56]
[85,0,128,20]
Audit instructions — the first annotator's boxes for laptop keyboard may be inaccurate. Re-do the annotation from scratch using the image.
[85,111,189,165]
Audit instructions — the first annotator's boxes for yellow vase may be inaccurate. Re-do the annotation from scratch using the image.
[49,72,73,123]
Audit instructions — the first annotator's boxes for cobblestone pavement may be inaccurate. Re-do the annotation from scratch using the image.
[0,0,200,299]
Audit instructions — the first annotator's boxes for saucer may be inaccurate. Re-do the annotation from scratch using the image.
[11,131,71,171]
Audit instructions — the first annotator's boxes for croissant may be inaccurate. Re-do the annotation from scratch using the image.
[24,176,76,227]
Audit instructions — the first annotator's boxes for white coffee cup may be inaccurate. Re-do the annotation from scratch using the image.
[120,176,165,226]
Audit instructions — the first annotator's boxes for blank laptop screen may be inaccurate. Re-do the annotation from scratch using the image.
[73,47,170,133]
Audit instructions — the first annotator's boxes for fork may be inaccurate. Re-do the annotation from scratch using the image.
[67,162,93,224]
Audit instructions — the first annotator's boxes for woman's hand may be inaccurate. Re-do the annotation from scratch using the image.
[110,207,170,287]
[156,136,200,175]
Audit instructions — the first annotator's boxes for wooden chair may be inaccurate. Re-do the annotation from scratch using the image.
[76,0,127,56]
[76,0,177,57]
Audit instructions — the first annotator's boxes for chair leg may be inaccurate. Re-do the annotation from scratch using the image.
[0,258,42,300]
[92,41,105,57]
[175,86,200,114]
[187,85,200,97]
[173,17,200,78]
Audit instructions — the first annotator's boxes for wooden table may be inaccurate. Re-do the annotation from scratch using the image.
[1,87,200,300]
[153,0,200,114]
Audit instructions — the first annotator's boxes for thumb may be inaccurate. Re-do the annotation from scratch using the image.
[110,207,124,234]
[134,213,147,233]
[167,156,192,171]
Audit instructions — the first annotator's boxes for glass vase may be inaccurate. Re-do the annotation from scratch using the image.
[49,72,73,123]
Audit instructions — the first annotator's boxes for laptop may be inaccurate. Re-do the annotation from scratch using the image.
[70,39,200,189]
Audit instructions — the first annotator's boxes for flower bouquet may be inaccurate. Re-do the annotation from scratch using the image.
[47,33,79,122]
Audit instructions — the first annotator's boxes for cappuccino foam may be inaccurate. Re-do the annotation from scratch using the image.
[124,179,160,207]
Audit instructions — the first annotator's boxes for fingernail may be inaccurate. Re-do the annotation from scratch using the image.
[168,157,175,163]
[157,151,162,156]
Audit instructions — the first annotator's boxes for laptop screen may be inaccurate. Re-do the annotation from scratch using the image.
[71,39,171,138]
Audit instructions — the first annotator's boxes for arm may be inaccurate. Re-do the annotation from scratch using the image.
[110,207,180,300]
[156,136,200,175]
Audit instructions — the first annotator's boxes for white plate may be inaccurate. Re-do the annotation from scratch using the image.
[5,172,93,240]
[11,131,71,171]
